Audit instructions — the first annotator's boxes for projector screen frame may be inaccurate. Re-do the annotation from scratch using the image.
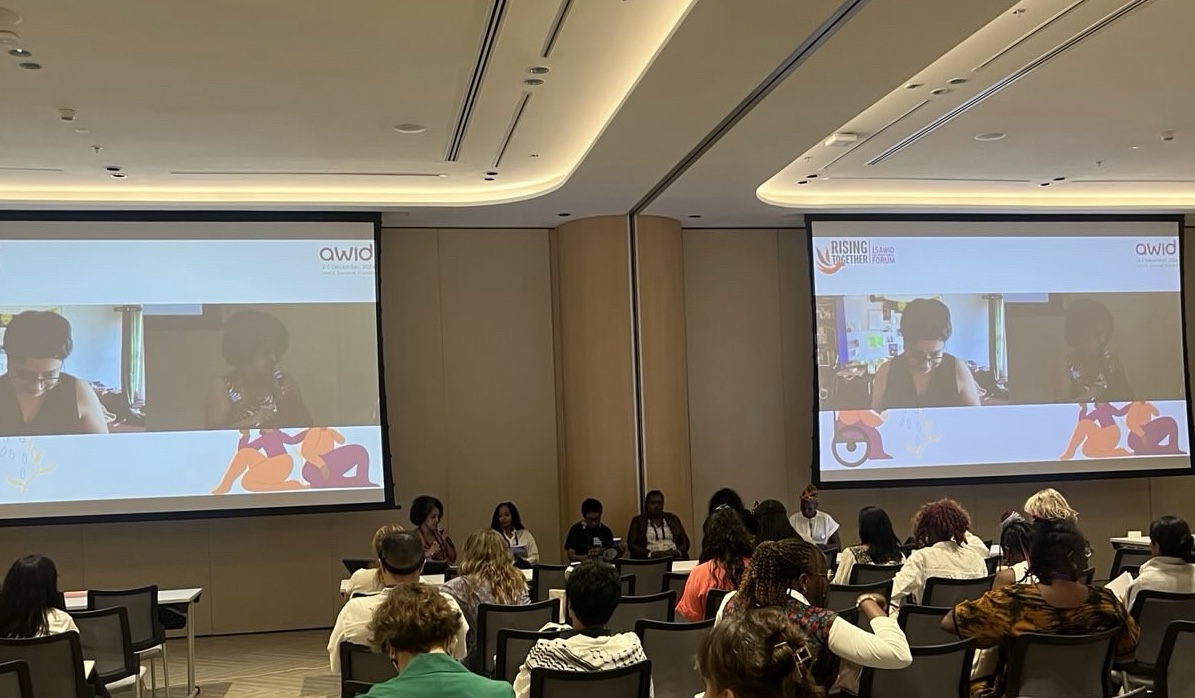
[0,210,397,525]
[803,212,1193,490]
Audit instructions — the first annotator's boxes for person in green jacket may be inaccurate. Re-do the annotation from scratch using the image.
[363,582,513,698]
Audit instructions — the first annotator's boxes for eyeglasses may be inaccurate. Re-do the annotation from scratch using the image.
[905,349,944,366]
[9,368,61,389]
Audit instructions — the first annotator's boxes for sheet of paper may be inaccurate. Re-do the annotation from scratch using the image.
[1105,571,1134,601]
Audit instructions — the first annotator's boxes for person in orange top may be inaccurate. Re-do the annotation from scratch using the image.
[676,507,754,622]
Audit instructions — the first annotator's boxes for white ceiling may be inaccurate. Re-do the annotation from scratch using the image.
[1,0,1189,225]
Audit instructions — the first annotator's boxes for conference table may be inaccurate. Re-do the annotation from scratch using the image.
[66,587,204,698]
[1110,535,1150,549]
[339,568,536,596]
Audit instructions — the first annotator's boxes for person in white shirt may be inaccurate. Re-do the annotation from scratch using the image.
[491,501,540,566]
[832,506,905,586]
[344,523,405,597]
[0,554,78,638]
[514,561,651,698]
[698,607,824,698]
[789,485,842,551]
[890,499,988,607]
[717,539,912,693]
[327,530,467,673]
[1121,515,1195,610]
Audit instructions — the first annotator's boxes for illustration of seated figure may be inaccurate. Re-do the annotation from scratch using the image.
[1125,401,1183,455]
[212,428,307,494]
[300,427,374,489]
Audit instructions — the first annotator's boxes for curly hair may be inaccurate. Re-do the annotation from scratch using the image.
[699,607,825,698]
[1024,488,1078,523]
[457,529,527,605]
[368,582,462,654]
[737,539,826,609]
[369,523,405,586]
[999,518,1034,574]
[911,498,971,548]
[410,495,444,527]
[1027,517,1091,584]
[221,310,288,369]
[3,311,73,362]
[700,507,754,589]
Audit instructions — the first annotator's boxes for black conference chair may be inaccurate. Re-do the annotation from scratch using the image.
[475,599,561,676]
[705,588,731,620]
[495,628,565,682]
[1153,620,1195,698]
[1005,628,1118,698]
[850,563,903,586]
[858,638,975,698]
[339,642,398,698]
[617,558,672,595]
[87,585,168,697]
[532,564,569,603]
[74,606,144,697]
[0,660,32,698]
[529,660,652,698]
[985,556,999,575]
[896,604,956,647]
[0,632,91,698]
[1110,548,1153,580]
[828,580,893,629]
[619,575,637,597]
[636,619,713,698]
[608,591,676,634]
[1081,567,1096,585]
[921,574,995,607]
[664,572,689,599]
[1121,591,1195,688]
[342,558,374,574]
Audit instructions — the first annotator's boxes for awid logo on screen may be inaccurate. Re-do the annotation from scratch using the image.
[318,243,375,276]
[814,238,897,275]
[1134,239,1178,269]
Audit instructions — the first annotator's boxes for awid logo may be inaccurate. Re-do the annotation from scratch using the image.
[1133,239,1178,269]
[319,244,373,262]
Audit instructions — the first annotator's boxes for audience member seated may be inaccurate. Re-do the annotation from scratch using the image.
[345,524,405,597]
[491,501,540,566]
[411,495,457,565]
[1024,487,1078,523]
[708,487,758,536]
[564,498,623,563]
[753,500,803,544]
[678,508,753,621]
[788,485,842,551]
[627,489,690,560]
[327,530,467,672]
[832,506,905,585]
[992,512,1036,590]
[1120,514,1195,609]
[719,540,912,693]
[362,583,512,698]
[891,498,987,606]
[698,607,822,698]
[443,529,530,665]
[943,518,1139,698]
[513,560,650,698]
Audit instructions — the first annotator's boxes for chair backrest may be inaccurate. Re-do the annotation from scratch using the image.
[443,567,460,582]
[823,547,840,572]
[0,660,33,698]
[86,585,163,651]
[921,574,995,607]
[1005,628,1118,698]
[635,619,712,698]
[663,572,688,600]
[338,642,398,698]
[1111,548,1154,579]
[1155,620,1195,698]
[342,558,374,574]
[858,638,975,698]
[495,629,564,682]
[0,632,90,698]
[850,563,903,586]
[1081,567,1095,585]
[619,575,637,596]
[827,580,894,613]
[477,599,561,675]
[896,605,957,647]
[530,660,652,698]
[72,607,137,684]
[616,558,672,596]
[532,565,569,603]
[985,556,999,575]
[705,588,731,620]
[1130,591,1195,671]
[608,591,676,633]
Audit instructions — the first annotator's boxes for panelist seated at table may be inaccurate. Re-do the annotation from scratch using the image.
[327,530,467,673]
[626,490,690,560]
[564,498,624,563]
[491,501,540,566]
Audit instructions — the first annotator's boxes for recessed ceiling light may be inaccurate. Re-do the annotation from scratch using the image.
[104,166,121,172]
[947,77,968,85]
[17,61,40,70]
[557,213,571,217]
[529,153,539,158]
[524,78,545,86]
[74,127,89,134]
[1053,176,1066,182]
[1130,145,1140,150]
[974,132,1006,142]
[110,172,127,179]
[797,180,809,185]
[904,81,923,90]
[806,174,819,179]
[393,123,426,134]
[7,47,30,57]
[1039,182,1050,187]
[931,87,952,96]
[687,214,703,219]
[484,177,495,181]
[528,66,551,74]
[436,173,449,178]
[485,171,498,176]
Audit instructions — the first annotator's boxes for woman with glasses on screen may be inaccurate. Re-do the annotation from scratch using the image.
[870,298,981,411]
[0,310,109,436]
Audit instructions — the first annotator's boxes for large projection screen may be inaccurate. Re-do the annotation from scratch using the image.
[0,213,392,524]
[807,216,1192,488]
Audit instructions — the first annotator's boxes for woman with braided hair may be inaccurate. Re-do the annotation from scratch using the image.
[717,539,911,691]
[890,498,988,606]
[699,607,823,698]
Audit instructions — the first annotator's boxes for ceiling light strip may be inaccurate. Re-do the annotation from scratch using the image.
[492,91,532,170]
[540,0,575,59]
[867,0,1154,167]
[820,99,930,172]
[0,167,64,173]
[168,171,446,177]
[445,0,509,163]
[972,0,1089,72]
[831,176,1033,182]
[1070,179,1195,184]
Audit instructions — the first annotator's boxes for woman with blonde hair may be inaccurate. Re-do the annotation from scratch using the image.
[1024,488,1078,523]
[444,529,530,667]
[344,523,405,597]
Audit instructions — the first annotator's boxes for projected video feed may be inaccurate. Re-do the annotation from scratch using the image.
[0,218,390,522]
[810,219,1191,485]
